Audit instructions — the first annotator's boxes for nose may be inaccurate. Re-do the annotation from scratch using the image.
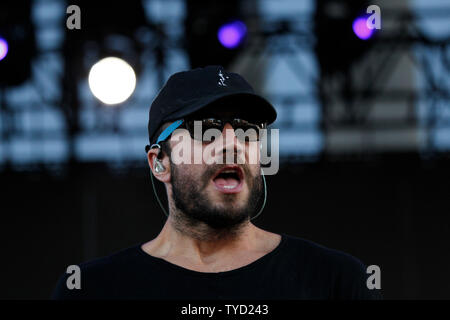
[219,123,243,161]
[222,122,236,144]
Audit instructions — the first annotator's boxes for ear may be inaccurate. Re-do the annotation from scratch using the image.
[147,147,171,183]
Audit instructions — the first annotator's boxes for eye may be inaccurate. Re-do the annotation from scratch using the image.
[202,118,222,129]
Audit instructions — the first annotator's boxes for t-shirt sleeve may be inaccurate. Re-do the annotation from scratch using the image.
[51,272,84,300]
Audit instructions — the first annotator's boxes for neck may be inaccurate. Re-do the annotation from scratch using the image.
[169,203,250,243]
[145,211,265,264]
[177,216,254,251]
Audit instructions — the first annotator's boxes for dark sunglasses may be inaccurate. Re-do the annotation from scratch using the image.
[145,118,267,152]
[183,118,267,142]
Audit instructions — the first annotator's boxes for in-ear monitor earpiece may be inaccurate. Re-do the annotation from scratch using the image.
[154,158,166,173]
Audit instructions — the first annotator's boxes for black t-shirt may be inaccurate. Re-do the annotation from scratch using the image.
[51,233,382,300]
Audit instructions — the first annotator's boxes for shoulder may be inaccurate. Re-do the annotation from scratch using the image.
[51,244,143,300]
[73,243,144,280]
[281,234,382,299]
[83,244,143,271]
[282,233,364,266]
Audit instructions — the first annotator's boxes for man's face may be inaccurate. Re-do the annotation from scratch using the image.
[168,105,264,230]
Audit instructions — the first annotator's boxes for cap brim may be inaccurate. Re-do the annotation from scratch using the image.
[164,92,277,124]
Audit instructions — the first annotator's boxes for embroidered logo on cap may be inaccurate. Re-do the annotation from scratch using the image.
[217,70,229,87]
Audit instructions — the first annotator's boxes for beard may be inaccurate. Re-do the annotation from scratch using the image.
[170,162,264,234]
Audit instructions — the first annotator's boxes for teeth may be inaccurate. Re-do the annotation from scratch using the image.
[223,185,235,189]
[222,170,237,173]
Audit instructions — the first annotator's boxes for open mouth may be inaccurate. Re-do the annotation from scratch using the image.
[212,165,244,194]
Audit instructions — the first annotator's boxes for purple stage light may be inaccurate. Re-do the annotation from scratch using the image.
[352,17,374,40]
[0,37,8,61]
[217,20,247,49]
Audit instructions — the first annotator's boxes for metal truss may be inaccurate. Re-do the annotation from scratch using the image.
[1,3,450,168]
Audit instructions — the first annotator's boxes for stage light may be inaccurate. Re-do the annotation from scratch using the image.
[0,37,8,61]
[352,16,374,40]
[217,20,247,49]
[88,57,136,105]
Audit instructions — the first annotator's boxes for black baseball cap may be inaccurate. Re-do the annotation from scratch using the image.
[147,65,277,145]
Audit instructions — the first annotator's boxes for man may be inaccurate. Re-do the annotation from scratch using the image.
[52,65,381,300]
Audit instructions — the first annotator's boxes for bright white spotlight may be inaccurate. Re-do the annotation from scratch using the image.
[88,57,136,105]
